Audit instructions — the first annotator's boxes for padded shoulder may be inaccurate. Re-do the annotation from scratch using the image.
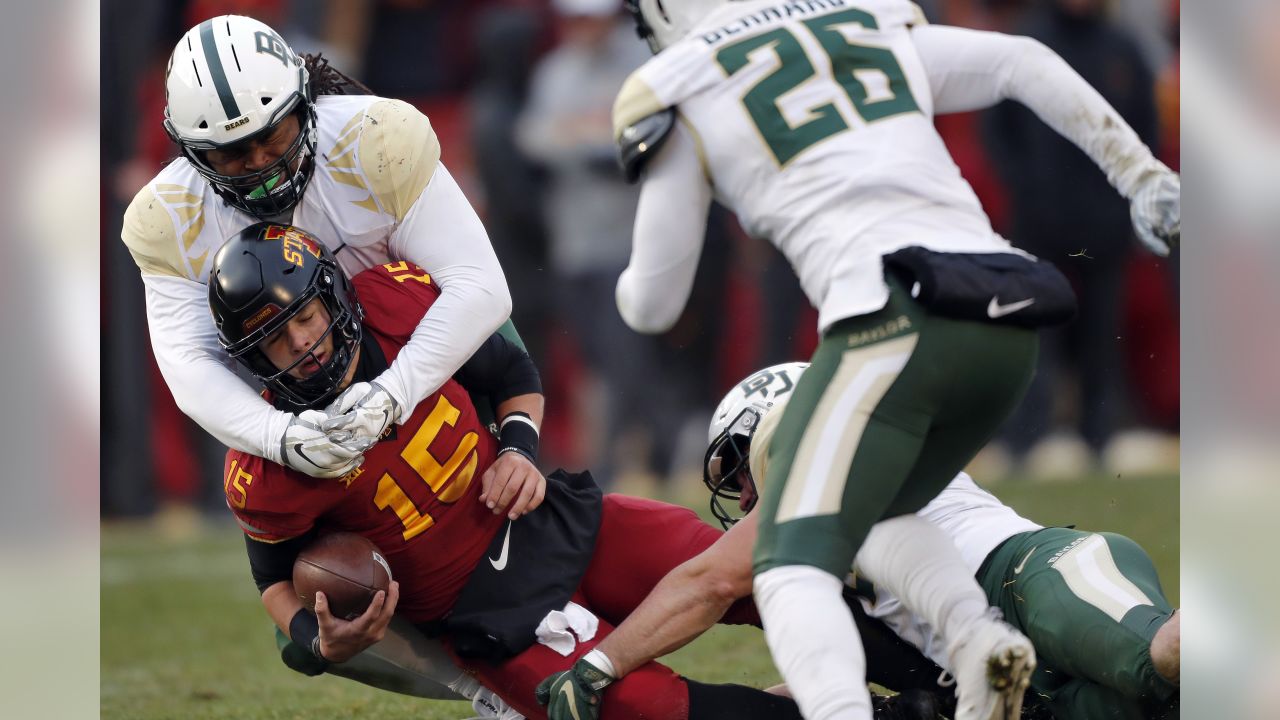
[357,99,441,221]
[616,109,677,183]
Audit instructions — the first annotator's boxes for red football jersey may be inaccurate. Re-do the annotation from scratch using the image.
[224,261,503,622]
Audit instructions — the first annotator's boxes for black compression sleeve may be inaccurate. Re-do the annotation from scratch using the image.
[289,608,326,662]
[684,679,803,720]
[244,530,317,593]
[843,585,950,696]
[454,333,542,404]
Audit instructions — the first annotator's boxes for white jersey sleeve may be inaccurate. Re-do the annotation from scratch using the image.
[330,97,512,415]
[912,24,1169,198]
[141,274,292,462]
[615,121,713,334]
[122,185,291,462]
[378,161,513,415]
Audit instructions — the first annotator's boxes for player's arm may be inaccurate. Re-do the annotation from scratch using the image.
[139,274,294,462]
[123,191,359,476]
[245,532,399,665]
[454,333,547,519]
[912,25,1178,252]
[536,509,757,716]
[598,509,758,678]
[615,120,714,333]
[355,100,512,424]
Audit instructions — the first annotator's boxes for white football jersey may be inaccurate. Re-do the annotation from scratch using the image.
[750,394,1040,666]
[615,0,1013,330]
[123,94,441,284]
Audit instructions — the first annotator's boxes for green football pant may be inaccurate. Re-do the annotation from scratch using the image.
[754,278,1038,577]
[978,528,1178,719]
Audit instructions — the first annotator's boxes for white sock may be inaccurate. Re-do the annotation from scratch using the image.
[855,515,992,654]
[754,565,873,720]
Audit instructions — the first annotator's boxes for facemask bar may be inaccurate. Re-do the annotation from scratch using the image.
[226,271,361,409]
[173,98,318,218]
[702,406,762,529]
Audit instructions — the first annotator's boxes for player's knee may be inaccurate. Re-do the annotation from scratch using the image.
[1150,610,1180,685]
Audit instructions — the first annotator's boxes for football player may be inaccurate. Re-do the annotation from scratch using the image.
[209,223,888,720]
[704,364,1179,720]
[122,15,514,481]
[610,2,1180,719]
[541,363,1178,720]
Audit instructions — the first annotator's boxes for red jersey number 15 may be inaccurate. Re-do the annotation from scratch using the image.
[374,394,478,540]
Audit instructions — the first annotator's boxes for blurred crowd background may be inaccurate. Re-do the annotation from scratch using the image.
[102,0,1181,529]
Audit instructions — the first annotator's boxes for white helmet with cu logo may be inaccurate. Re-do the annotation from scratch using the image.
[703,362,809,528]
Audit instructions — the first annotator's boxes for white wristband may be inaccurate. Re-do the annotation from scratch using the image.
[582,648,617,680]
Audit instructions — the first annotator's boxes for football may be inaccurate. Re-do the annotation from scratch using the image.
[293,532,393,621]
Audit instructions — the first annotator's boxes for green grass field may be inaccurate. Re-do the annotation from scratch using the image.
[102,473,1177,720]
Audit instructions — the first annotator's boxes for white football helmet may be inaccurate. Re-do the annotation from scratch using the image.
[164,15,317,217]
[625,0,735,52]
[703,362,808,528]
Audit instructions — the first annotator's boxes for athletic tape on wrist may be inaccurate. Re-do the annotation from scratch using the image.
[582,648,617,682]
[498,412,539,462]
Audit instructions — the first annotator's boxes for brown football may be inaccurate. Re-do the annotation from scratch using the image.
[293,532,393,621]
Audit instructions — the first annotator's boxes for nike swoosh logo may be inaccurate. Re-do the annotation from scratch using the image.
[489,521,513,571]
[1013,546,1038,575]
[292,443,323,470]
[987,296,1036,319]
[558,681,582,720]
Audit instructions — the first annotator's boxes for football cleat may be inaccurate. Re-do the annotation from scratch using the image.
[945,610,1036,720]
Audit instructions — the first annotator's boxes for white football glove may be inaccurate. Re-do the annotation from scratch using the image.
[322,381,403,452]
[1130,169,1180,256]
[281,410,365,479]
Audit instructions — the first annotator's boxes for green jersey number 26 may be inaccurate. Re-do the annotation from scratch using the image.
[716,7,921,166]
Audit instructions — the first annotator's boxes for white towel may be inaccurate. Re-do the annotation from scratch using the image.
[533,601,600,656]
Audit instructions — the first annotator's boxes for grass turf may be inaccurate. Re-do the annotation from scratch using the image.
[101,472,1176,719]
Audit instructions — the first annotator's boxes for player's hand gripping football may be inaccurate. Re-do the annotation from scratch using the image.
[535,655,615,720]
[321,381,402,451]
[314,580,400,664]
[1130,168,1180,256]
[281,410,365,479]
[480,450,546,520]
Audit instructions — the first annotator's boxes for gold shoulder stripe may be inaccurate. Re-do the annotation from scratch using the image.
[749,395,787,491]
[190,250,211,279]
[908,2,929,26]
[325,107,377,212]
[351,196,381,214]
[331,110,365,157]
[613,72,667,141]
[327,110,364,171]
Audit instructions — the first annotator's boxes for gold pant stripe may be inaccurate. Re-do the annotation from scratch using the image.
[1052,534,1154,623]
[776,334,918,523]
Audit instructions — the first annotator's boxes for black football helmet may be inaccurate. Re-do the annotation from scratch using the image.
[208,222,362,408]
